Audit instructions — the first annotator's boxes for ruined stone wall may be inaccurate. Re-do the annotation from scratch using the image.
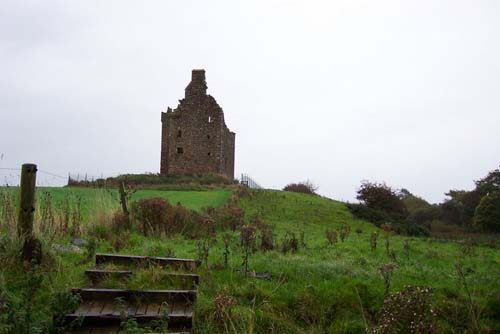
[160,70,235,179]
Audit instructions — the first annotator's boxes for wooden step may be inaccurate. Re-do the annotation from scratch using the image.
[95,253,200,271]
[68,327,191,334]
[85,270,199,287]
[85,269,133,284]
[68,329,191,333]
[65,288,195,332]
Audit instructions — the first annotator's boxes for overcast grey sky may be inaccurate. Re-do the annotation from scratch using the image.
[1,0,499,203]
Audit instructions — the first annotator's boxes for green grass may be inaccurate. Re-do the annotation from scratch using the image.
[0,186,233,219]
[1,188,499,333]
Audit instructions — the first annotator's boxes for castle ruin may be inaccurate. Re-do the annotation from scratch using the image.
[160,70,235,179]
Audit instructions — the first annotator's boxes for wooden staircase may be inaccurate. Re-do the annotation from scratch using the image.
[64,253,200,334]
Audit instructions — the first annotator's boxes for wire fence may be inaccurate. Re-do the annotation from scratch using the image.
[0,167,68,187]
[2,165,265,190]
[240,173,262,189]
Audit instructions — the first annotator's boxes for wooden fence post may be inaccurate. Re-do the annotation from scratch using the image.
[18,163,41,264]
[119,181,129,216]
[18,163,37,238]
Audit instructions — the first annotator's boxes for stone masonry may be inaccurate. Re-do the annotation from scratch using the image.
[160,70,235,179]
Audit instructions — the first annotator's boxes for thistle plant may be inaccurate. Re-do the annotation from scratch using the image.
[240,225,256,273]
[325,229,338,246]
[403,239,410,259]
[222,233,233,268]
[379,263,397,296]
[370,231,378,251]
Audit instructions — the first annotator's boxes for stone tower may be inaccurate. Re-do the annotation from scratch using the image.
[160,70,235,179]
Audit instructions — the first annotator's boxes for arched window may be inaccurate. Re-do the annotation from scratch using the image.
[177,129,182,138]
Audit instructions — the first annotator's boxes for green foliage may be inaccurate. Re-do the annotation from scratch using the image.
[50,291,82,333]
[0,187,499,333]
[473,192,500,232]
[443,190,483,227]
[282,181,318,195]
[280,231,299,254]
[474,165,500,194]
[69,173,236,190]
[369,286,435,334]
[356,181,408,216]
[400,188,432,213]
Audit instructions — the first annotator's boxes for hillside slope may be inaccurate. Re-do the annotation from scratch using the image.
[0,188,498,333]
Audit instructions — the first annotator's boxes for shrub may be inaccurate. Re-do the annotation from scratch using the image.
[89,224,111,241]
[281,231,299,254]
[294,287,329,327]
[473,192,500,232]
[240,224,257,272]
[283,181,318,195]
[111,210,130,232]
[168,203,191,234]
[370,286,435,334]
[346,203,394,226]
[131,198,171,236]
[407,206,441,225]
[379,263,397,295]
[339,224,350,242]
[356,181,408,216]
[218,206,244,231]
[325,229,338,246]
[259,227,274,251]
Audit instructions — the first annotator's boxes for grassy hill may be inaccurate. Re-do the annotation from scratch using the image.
[0,186,233,218]
[0,187,499,333]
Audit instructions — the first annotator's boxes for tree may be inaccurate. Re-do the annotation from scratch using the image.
[443,190,482,227]
[401,191,432,214]
[441,165,500,228]
[475,166,500,195]
[356,181,407,216]
[473,192,500,233]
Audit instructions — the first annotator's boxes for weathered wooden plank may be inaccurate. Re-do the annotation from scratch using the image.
[74,301,93,315]
[95,253,200,270]
[72,288,197,304]
[145,302,161,316]
[64,314,193,327]
[135,302,148,315]
[85,269,199,288]
[85,269,133,284]
[87,301,105,316]
[100,302,116,316]
[126,303,138,316]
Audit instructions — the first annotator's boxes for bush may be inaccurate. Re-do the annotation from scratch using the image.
[473,192,500,232]
[370,286,435,334]
[407,206,441,225]
[283,181,317,195]
[215,206,244,231]
[346,203,397,226]
[131,198,171,236]
[168,203,191,234]
[111,210,130,232]
[356,181,408,216]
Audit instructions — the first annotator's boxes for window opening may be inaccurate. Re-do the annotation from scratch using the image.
[177,147,184,154]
